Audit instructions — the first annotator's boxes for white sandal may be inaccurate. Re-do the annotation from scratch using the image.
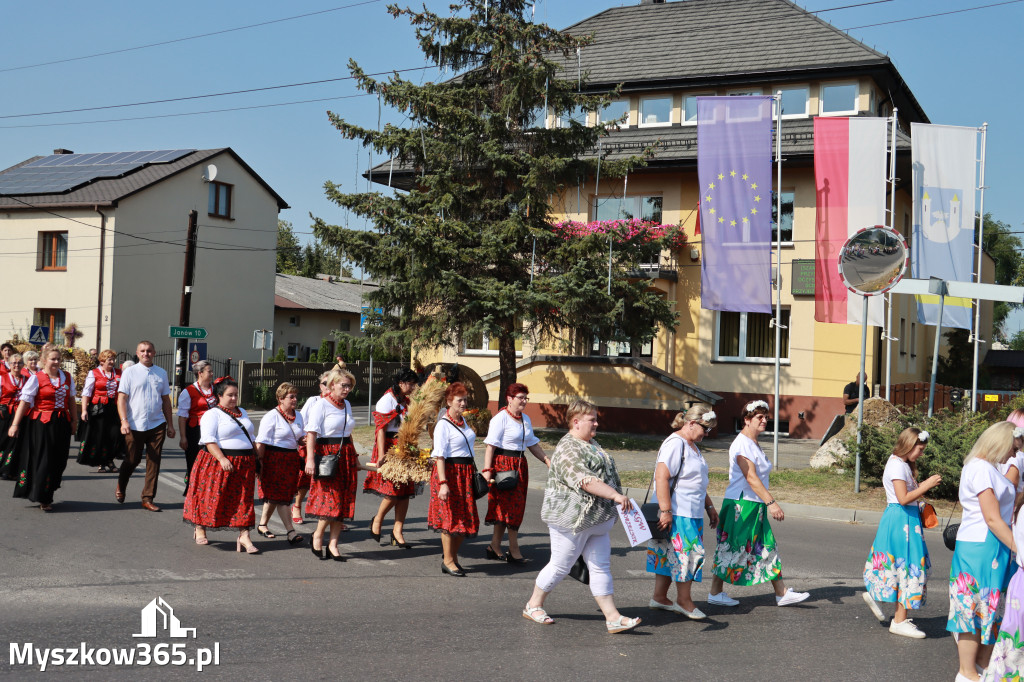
[606,615,641,634]
[522,605,554,624]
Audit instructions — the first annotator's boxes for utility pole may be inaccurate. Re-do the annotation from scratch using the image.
[175,210,199,399]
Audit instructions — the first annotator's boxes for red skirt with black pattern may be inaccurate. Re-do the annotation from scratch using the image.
[363,433,416,499]
[183,448,256,530]
[305,440,357,521]
[427,459,479,536]
[257,445,302,505]
[295,443,311,491]
[485,453,529,530]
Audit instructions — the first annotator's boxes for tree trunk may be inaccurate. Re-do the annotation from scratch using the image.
[497,326,518,410]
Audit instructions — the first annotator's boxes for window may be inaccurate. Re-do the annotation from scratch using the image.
[286,343,301,361]
[639,96,672,127]
[770,190,795,243]
[525,106,547,129]
[593,195,663,223]
[683,93,715,124]
[38,231,68,271]
[338,318,351,332]
[820,82,859,115]
[208,181,232,218]
[557,106,587,128]
[598,99,630,128]
[715,309,790,363]
[288,315,300,327]
[899,318,906,356]
[34,308,66,343]
[910,322,917,358]
[778,86,809,118]
[462,330,523,355]
[727,88,762,97]
[591,336,653,358]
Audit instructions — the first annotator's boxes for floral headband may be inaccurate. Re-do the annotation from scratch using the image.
[1014,427,1024,440]
[917,430,929,443]
[701,410,717,422]
[744,400,769,413]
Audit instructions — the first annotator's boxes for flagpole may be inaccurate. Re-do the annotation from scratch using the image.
[971,122,988,413]
[773,92,782,468]
[884,109,898,401]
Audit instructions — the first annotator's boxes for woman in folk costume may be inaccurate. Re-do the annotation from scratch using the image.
[292,371,330,525]
[7,348,77,511]
[0,353,25,480]
[364,369,419,547]
[176,360,217,494]
[76,349,122,473]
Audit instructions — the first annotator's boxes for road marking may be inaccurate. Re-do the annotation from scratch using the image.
[159,473,186,493]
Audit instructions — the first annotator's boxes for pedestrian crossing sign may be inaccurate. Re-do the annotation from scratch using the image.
[28,325,48,345]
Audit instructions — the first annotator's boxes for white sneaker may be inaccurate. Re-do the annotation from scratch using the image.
[888,618,925,639]
[955,672,974,682]
[776,588,810,606]
[707,591,740,606]
[862,591,886,622]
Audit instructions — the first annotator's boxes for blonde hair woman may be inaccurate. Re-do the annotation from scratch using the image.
[646,404,718,620]
[947,421,1018,682]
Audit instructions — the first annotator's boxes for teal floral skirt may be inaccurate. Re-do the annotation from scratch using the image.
[947,530,1013,644]
[711,496,781,586]
[863,503,931,609]
[646,516,704,583]
[981,564,1024,682]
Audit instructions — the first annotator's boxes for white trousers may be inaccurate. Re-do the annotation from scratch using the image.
[535,518,616,597]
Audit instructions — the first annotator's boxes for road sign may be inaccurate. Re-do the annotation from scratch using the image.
[253,329,273,351]
[169,326,208,339]
[188,342,207,366]
[28,325,49,345]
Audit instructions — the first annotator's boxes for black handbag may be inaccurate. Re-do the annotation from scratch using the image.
[641,436,683,541]
[315,453,340,480]
[942,501,960,551]
[494,469,519,491]
[568,556,590,584]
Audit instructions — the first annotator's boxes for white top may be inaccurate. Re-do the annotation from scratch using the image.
[199,407,255,450]
[1015,505,1024,569]
[723,434,772,501]
[305,397,352,438]
[300,395,322,426]
[484,408,540,452]
[957,458,1016,543]
[650,434,708,518]
[882,455,918,506]
[176,382,215,417]
[117,363,170,431]
[256,408,305,450]
[375,391,403,433]
[998,450,1024,494]
[20,372,77,408]
[432,417,476,459]
[81,370,102,399]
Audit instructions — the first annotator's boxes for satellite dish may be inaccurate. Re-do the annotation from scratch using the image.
[201,164,218,183]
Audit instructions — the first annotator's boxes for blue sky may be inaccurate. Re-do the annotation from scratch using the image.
[1,0,1021,319]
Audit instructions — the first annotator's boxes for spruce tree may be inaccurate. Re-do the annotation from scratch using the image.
[314,0,680,405]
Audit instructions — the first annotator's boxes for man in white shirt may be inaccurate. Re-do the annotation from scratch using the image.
[116,341,175,512]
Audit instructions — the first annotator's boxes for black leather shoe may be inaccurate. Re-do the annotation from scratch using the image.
[441,563,466,577]
[311,543,328,560]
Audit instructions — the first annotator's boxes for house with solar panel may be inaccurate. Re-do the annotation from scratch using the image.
[368,0,998,438]
[0,148,288,363]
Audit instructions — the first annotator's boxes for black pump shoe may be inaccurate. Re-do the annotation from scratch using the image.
[369,516,382,542]
[485,545,504,561]
[328,547,347,562]
[390,532,411,549]
[441,563,466,577]
[311,543,328,560]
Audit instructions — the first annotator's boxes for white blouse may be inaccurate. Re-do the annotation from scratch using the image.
[957,458,1015,543]
[199,407,255,450]
[723,434,772,501]
[256,408,305,450]
[81,370,115,399]
[432,417,476,459]
[999,451,1024,494]
[305,397,352,438]
[882,455,917,506]
[19,372,77,408]
[650,434,709,518]
[484,409,540,452]
[300,395,322,426]
[375,391,403,433]
[176,382,215,417]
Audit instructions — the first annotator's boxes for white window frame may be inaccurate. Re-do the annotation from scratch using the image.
[727,88,763,97]
[638,95,673,128]
[288,315,300,327]
[776,85,809,119]
[598,99,630,129]
[286,343,301,361]
[819,81,860,116]
[461,331,524,357]
[682,92,717,125]
[557,106,588,128]
[714,309,791,364]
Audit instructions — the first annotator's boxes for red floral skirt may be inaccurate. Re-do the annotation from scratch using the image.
[363,433,417,499]
[427,460,479,537]
[257,445,302,505]
[485,454,529,530]
[305,440,357,521]
[183,448,256,530]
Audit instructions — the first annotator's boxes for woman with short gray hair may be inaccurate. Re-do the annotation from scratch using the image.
[522,399,640,634]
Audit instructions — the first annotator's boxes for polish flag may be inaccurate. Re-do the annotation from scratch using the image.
[813,117,887,325]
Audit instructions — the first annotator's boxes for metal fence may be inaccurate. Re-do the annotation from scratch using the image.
[238,360,407,407]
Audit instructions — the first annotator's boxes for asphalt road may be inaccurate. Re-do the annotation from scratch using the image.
[0,444,963,680]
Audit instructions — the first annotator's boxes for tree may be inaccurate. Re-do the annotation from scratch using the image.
[316,338,333,363]
[313,0,680,405]
[276,219,302,274]
[1010,329,1024,351]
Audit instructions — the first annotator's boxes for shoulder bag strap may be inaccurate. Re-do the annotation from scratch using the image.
[218,407,255,449]
[440,417,476,468]
[643,435,684,505]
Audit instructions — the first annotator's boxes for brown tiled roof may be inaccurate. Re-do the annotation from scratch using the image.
[0,148,288,210]
[275,274,378,314]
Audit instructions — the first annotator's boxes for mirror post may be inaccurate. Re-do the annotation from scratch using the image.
[855,295,868,493]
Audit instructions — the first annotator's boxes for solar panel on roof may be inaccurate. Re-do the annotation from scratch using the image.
[0,149,196,195]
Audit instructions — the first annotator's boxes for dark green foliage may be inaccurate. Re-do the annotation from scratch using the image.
[270,347,287,362]
[333,332,407,363]
[312,0,680,405]
[316,339,333,363]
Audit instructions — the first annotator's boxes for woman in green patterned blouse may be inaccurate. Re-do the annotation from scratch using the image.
[522,399,641,634]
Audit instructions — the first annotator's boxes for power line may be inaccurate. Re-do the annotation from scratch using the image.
[812,0,894,11]
[843,0,1024,29]
[0,0,383,74]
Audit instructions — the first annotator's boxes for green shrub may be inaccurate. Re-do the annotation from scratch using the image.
[250,383,276,409]
[316,339,333,363]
